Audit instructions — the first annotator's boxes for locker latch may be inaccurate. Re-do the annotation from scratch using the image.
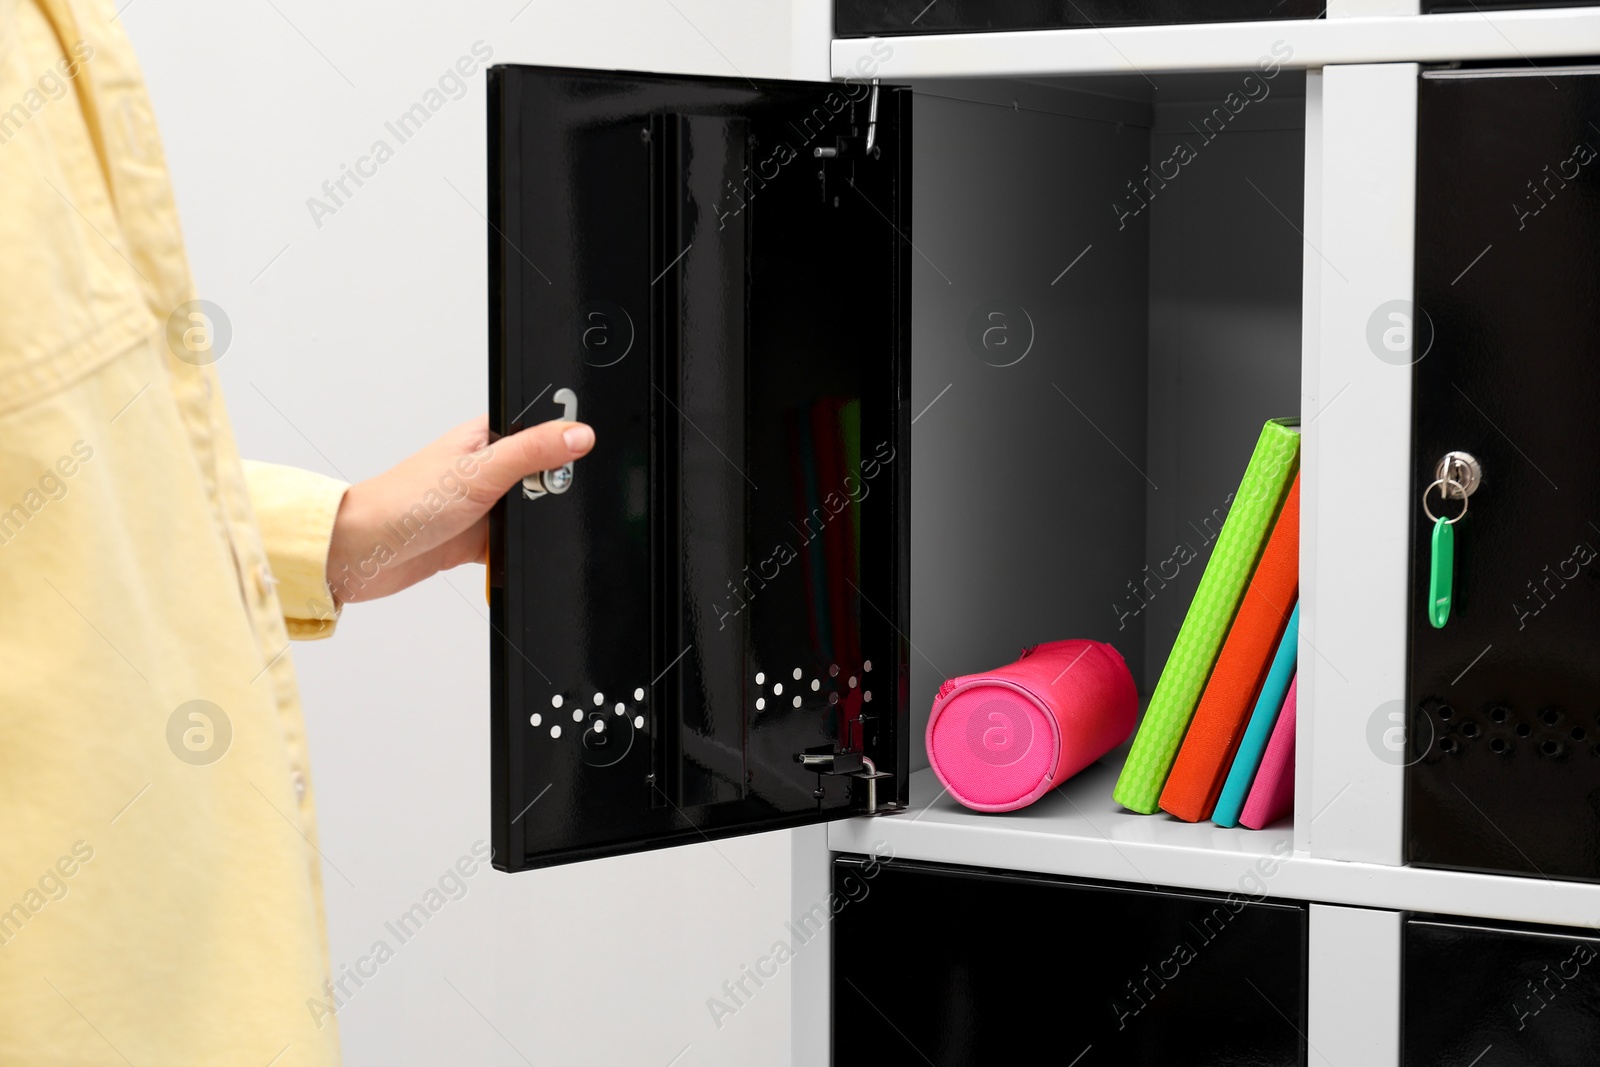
[794,750,899,815]
[813,80,881,160]
[522,387,579,501]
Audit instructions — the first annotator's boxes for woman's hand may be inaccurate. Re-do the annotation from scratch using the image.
[325,414,594,604]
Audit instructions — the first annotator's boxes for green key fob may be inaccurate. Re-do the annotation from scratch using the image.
[1428,516,1453,629]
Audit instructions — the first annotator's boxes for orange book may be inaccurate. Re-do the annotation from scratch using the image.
[1160,473,1301,823]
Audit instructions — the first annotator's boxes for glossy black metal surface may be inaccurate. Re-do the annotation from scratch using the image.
[832,857,1307,1065]
[834,0,1322,37]
[1407,67,1600,883]
[1423,1,1592,10]
[489,66,911,870]
[1404,915,1600,1066]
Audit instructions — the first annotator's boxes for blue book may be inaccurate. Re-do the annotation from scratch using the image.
[1212,602,1299,828]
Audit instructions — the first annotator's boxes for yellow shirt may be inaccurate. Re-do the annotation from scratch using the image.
[2,0,346,1061]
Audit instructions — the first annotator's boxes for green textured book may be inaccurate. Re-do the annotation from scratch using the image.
[1113,417,1302,814]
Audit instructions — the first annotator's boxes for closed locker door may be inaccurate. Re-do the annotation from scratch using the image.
[1405,916,1600,1066]
[831,857,1308,1065]
[1407,66,1600,882]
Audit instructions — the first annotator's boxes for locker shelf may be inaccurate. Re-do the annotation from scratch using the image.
[831,8,1600,80]
[829,759,1600,928]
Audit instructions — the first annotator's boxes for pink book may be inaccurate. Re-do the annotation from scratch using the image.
[1239,674,1297,830]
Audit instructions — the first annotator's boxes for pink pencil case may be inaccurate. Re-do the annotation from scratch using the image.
[927,639,1138,812]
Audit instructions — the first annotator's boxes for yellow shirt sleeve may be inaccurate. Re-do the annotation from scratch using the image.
[242,460,350,640]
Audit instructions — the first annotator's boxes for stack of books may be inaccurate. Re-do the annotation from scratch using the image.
[1112,418,1301,829]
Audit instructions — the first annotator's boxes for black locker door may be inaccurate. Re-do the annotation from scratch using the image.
[487,66,911,871]
[831,857,1308,1065]
[1404,915,1600,1066]
[1408,67,1600,881]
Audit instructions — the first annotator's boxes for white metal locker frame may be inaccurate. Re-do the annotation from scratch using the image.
[829,7,1600,78]
[1299,61,1417,869]
[1310,904,1404,1064]
[800,12,1600,1066]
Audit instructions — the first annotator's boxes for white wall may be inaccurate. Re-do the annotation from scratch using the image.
[124,3,831,1064]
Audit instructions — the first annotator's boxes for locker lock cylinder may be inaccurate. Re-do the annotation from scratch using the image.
[794,751,899,815]
[522,387,579,501]
[1433,450,1482,499]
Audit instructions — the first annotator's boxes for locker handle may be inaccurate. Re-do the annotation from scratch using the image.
[520,388,579,501]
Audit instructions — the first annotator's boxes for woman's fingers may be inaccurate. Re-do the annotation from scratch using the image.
[465,420,595,506]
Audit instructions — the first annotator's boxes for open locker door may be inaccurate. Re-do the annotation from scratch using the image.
[487,65,911,871]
